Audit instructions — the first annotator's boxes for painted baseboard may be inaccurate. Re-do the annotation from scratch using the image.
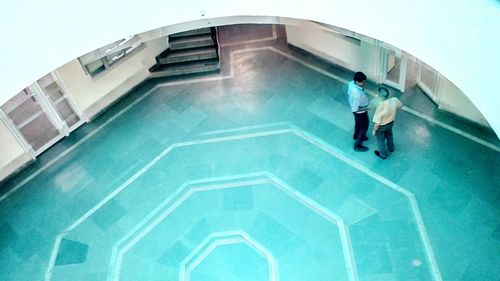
[438,103,491,129]
[0,152,33,182]
[83,68,150,121]
[288,42,352,71]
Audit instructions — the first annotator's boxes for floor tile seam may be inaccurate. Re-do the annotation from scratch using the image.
[45,234,64,281]
[3,69,241,200]
[266,172,358,281]
[6,33,458,281]
[0,82,167,203]
[203,44,498,152]
[181,229,250,266]
[47,130,294,281]
[110,177,274,281]
[0,96,285,205]
[112,188,197,281]
[4,43,497,205]
[402,106,500,152]
[198,121,292,136]
[180,232,239,280]
[111,171,354,281]
[116,173,345,254]
[240,231,280,281]
[45,144,177,281]
[288,125,442,281]
[406,193,443,281]
[172,128,293,148]
[117,172,358,281]
[181,232,277,281]
[45,122,426,281]
[344,198,378,225]
[114,177,272,249]
[266,47,500,152]
[0,46,311,203]
[218,25,277,47]
[185,238,245,273]
[7,47,474,276]
[45,122,428,281]
[25,41,494,280]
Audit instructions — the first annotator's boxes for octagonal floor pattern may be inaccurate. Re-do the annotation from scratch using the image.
[47,124,433,281]
[1,39,499,281]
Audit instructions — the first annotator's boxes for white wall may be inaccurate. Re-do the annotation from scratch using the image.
[2,1,498,136]
[286,24,492,128]
[436,77,490,127]
[0,32,168,180]
[0,121,31,181]
[285,25,382,81]
[57,35,168,120]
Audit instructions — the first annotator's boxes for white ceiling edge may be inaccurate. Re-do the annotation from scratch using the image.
[1,0,499,136]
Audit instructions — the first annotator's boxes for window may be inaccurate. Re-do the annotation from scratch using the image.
[78,35,144,76]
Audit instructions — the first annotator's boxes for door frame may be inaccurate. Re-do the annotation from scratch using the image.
[1,72,84,157]
[380,45,407,92]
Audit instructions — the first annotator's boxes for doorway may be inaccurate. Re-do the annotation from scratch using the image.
[381,47,407,92]
[0,73,82,156]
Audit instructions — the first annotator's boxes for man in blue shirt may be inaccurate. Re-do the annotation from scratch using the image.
[347,71,369,151]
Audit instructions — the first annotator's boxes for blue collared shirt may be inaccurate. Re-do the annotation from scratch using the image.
[347,81,368,113]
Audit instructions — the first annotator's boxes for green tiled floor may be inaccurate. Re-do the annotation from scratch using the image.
[0,26,499,281]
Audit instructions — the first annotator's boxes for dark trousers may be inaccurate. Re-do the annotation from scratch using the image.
[353,111,369,147]
[375,122,394,157]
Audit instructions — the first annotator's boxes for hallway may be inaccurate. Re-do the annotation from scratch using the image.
[0,25,499,281]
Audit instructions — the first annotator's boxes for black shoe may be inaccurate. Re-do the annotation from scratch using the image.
[354,145,369,152]
[374,150,387,159]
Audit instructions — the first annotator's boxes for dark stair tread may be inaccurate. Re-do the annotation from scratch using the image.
[149,63,220,77]
[156,46,217,62]
[164,46,217,58]
[150,59,219,73]
[169,34,213,45]
[160,53,218,64]
[150,27,219,78]
[169,27,212,38]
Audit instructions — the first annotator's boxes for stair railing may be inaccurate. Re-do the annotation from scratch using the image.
[211,27,221,63]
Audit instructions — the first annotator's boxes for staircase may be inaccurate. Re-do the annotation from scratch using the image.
[149,27,220,78]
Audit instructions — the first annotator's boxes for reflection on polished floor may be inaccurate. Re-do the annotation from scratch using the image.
[0,25,499,281]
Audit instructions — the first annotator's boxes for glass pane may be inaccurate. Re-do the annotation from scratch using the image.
[37,74,64,102]
[1,90,33,113]
[46,87,64,102]
[54,99,80,127]
[19,113,59,151]
[420,63,437,90]
[86,59,105,75]
[3,94,43,127]
[106,49,127,66]
[79,49,102,65]
[404,53,418,89]
[65,113,80,128]
[386,52,401,84]
[37,74,55,89]
[45,84,64,103]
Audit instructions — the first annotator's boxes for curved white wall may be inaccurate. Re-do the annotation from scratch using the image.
[1,0,499,135]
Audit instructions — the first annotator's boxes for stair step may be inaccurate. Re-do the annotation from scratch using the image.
[159,46,218,64]
[169,34,214,50]
[149,59,219,78]
[169,27,212,38]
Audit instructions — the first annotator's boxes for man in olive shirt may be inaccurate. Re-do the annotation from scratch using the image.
[372,87,403,159]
